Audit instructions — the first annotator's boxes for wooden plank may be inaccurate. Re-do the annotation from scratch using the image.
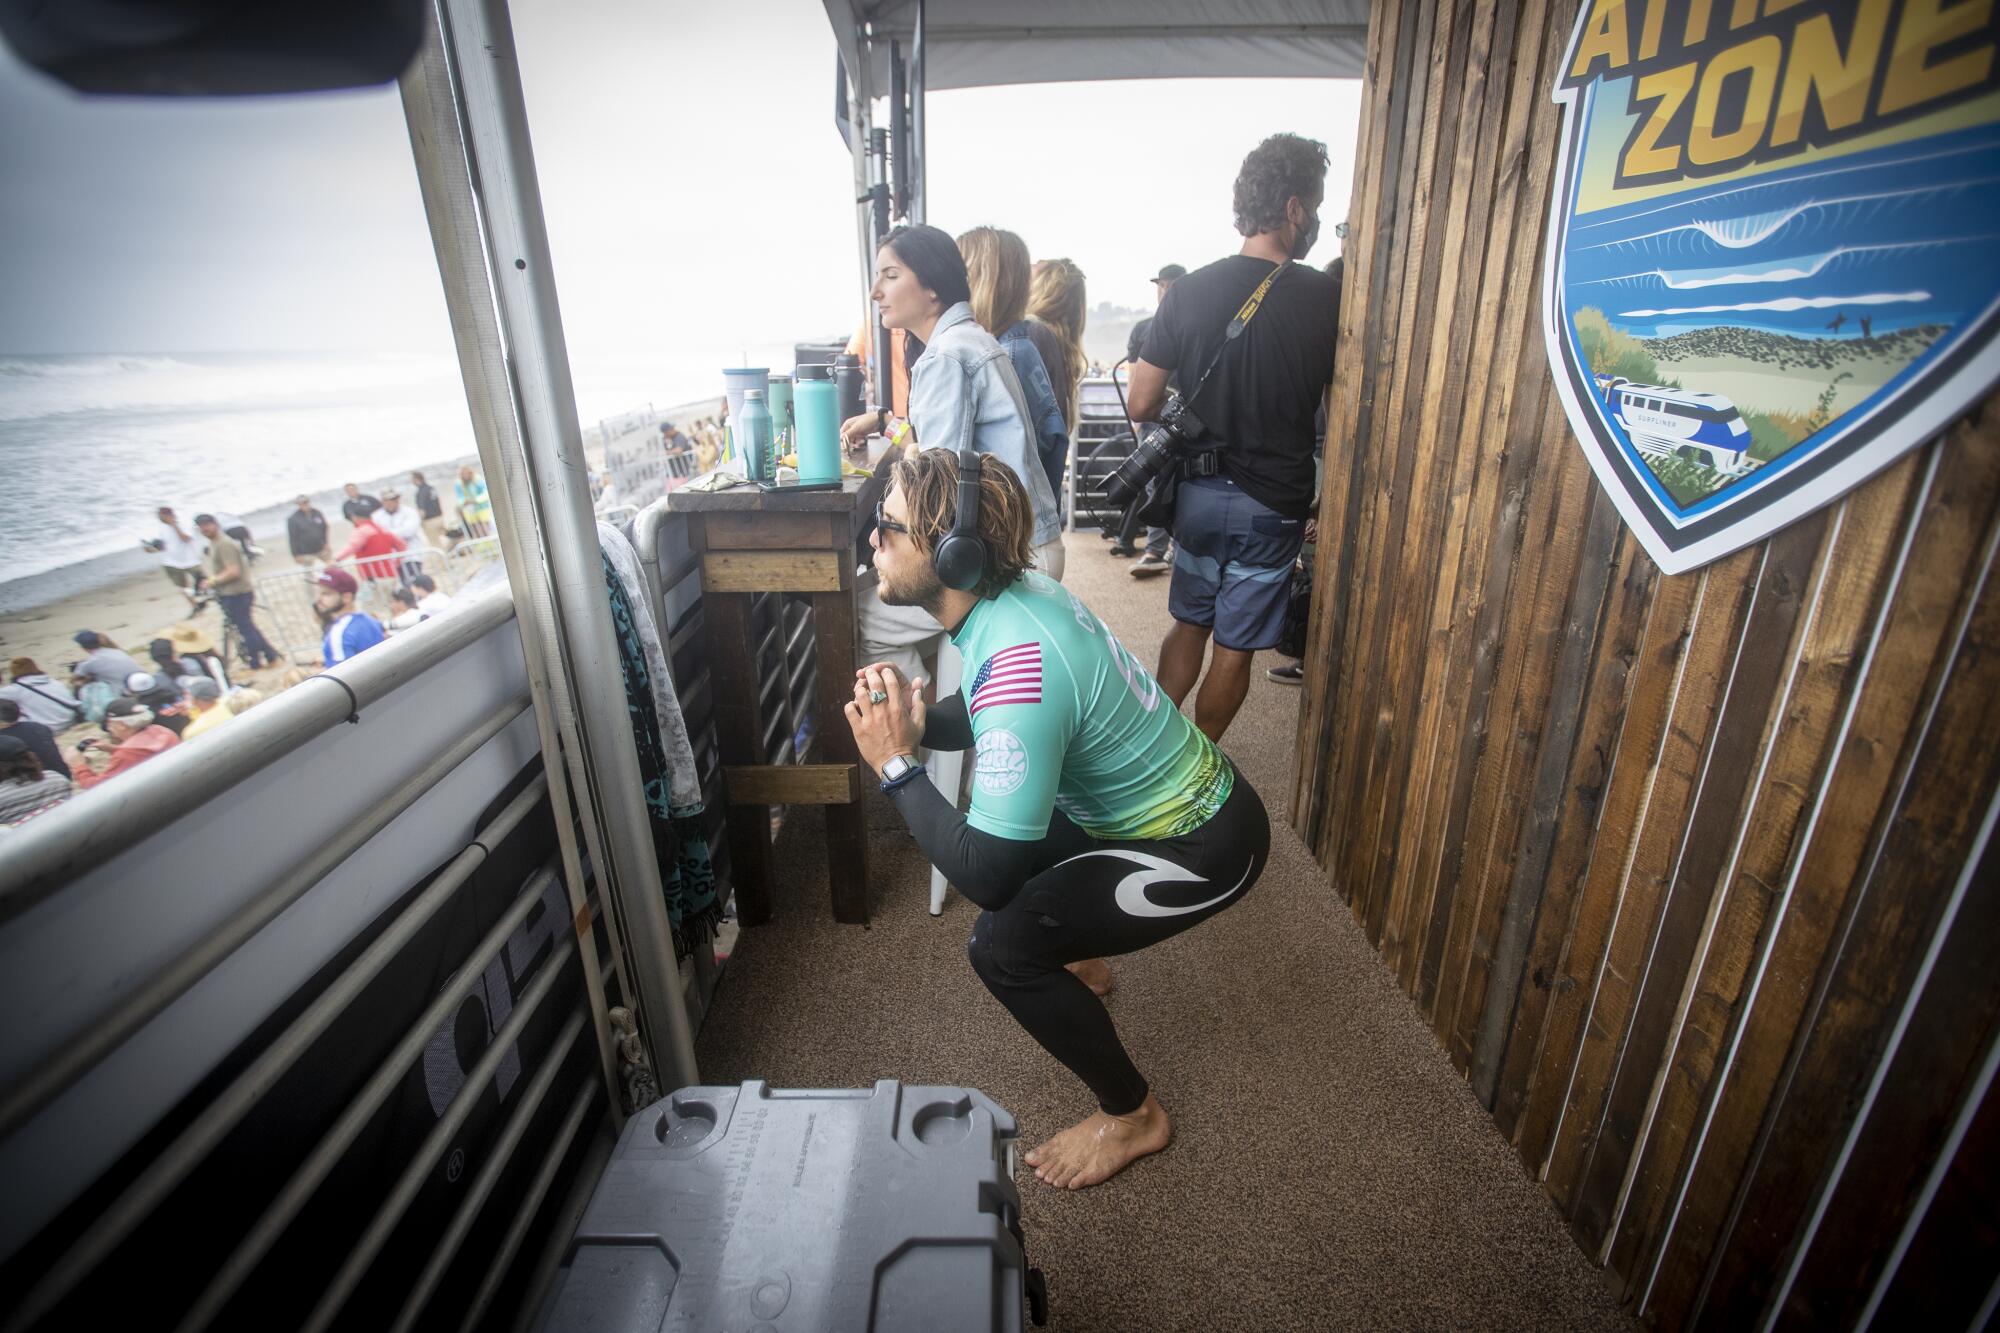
[701,511,841,550]
[1324,0,1441,929]
[1867,1020,2000,1328]
[1293,0,1408,852]
[1313,0,1429,883]
[1408,0,1573,1017]
[1697,423,2000,1327]
[1778,777,2000,1328]
[1374,0,1526,987]
[721,764,861,806]
[701,550,846,594]
[1645,423,1999,1324]
[1342,0,1466,951]
[702,591,773,926]
[1442,401,1598,1068]
[1468,483,1623,1104]
[1509,564,1700,1173]
[810,587,872,924]
[1543,543,1760,1216]
[1610,459,1923,1308]
[1490,526,1657,1141]
[1570,514,1827,1258]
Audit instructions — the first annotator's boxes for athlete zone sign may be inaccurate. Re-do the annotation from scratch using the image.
[1542,0,2000,573]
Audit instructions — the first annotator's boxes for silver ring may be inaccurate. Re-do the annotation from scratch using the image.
[868,689,888,704]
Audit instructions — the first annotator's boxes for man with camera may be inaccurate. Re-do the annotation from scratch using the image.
[845,447,1271,1189]
[1121,133,1339,742]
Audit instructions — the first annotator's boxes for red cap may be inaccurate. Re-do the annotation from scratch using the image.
[315,568,359,594]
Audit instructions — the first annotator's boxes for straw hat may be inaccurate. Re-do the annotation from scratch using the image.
[167,623,218,654]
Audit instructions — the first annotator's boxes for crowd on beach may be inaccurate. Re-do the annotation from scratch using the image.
[0,468,486,827]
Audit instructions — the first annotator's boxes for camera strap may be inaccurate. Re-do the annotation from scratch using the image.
[1181,259,1292,413]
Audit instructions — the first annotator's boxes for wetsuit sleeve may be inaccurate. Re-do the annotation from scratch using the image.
[921,692,972,751]
[886,775,1043,910]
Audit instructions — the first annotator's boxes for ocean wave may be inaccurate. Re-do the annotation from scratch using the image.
[1578,234,2000,290]
[1618,291,1931,318]
[1578,176,2000,254]
[0,354,192,379]
[0,353,462,425]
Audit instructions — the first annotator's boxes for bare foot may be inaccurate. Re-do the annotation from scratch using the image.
[1022,1092,1172,1189]
[1065,957,1114,997]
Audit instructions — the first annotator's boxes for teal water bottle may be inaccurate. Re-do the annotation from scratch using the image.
[793,363,840,484]
[739,389,774,483]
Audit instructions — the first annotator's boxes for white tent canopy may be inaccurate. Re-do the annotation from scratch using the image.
[823,0,1371,90]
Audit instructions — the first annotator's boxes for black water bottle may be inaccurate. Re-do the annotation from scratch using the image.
[834,353,866,426]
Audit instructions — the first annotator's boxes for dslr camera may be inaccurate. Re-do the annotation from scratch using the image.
[1105,393,1209,509]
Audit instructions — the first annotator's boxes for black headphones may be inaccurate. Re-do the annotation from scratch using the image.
[932,449,988,592]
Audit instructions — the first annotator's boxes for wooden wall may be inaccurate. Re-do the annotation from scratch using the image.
[1291,0,2000,1326]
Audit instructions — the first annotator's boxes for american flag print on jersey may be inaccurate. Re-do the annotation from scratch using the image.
[969,642,1043,716]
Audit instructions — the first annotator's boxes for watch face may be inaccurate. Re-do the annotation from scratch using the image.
[883,755,915,781]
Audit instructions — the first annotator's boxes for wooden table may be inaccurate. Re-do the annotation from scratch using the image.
[665,476,880,924]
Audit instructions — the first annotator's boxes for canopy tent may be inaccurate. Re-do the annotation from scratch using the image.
[822,0,1371,90]
[822,0,1370,401]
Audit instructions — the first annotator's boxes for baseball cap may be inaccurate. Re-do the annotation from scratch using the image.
[73,630,102,649]
[1153,264,1187,282]
[124,671,160,694]
[315,568,359,594]
[104,696,147,721]
[381,486,401,499]
[295,493,312,504]
[185,676,222,701]
[0,734,27,761]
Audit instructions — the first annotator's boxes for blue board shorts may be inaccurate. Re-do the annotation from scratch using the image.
[1167,476,1306,651]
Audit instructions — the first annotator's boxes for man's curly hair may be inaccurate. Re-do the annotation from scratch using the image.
[1232,133,1331,237]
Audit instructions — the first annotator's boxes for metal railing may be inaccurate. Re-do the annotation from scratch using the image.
[0,585,518,923]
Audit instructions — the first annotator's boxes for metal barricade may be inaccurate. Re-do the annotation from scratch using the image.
[253,547,463,664]
[594,504,638,530]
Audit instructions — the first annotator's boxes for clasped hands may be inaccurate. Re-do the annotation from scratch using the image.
[843,661,928,777]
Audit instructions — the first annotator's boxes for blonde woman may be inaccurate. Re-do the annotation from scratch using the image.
[959,227,1070,496]
[1027,257,1089,437]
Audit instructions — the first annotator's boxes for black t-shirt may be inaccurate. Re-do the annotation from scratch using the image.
[342,494,382,523]
[1138,255,1338,519]
[5,719,71,781]
[414,483,442,518]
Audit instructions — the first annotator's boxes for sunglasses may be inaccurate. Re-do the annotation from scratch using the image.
[874,501,910,538]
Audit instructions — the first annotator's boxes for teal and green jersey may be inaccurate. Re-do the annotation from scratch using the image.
[952,572,1233,842]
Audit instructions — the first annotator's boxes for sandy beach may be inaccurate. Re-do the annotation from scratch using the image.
[0,396,719,774]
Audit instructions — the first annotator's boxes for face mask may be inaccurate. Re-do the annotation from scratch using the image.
[1291,209,1321,260]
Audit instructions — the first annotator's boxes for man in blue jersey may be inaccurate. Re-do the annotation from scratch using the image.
[314,568,386,667]
[845,448,1271,1189]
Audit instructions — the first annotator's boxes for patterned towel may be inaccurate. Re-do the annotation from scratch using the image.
[600,544,719,959]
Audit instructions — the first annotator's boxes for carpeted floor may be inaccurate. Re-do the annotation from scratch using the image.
[692,532,1634,1332]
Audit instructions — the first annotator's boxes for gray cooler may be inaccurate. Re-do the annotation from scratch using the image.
[538,1080,1046,1331]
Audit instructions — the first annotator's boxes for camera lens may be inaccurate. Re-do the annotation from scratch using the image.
[1105,425,1178,510]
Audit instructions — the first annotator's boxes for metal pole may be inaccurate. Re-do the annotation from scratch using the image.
[911,0,926,224]
[404,0,697,1090]
[870,126,893,407]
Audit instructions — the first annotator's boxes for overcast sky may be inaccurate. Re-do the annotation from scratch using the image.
[0,0,1360,369]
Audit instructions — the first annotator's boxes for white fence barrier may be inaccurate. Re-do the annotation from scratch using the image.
[252,542,503,665]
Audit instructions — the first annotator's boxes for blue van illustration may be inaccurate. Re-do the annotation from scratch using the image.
[1601,378,1754,474]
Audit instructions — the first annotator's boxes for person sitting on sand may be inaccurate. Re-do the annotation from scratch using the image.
[69,633,144,693]
[384,587,427,633]
[178,677,234,741]
[0,699,72,781]
[2,657,82,730]
[0,734,73,826]
[843,448,1270,1190]
[73,696,180,790]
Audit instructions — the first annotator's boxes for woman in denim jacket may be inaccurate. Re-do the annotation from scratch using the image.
[959,227,1071,498]
[841,224,1066,690]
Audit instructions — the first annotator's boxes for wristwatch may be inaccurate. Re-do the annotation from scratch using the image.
[880,753,925,791]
